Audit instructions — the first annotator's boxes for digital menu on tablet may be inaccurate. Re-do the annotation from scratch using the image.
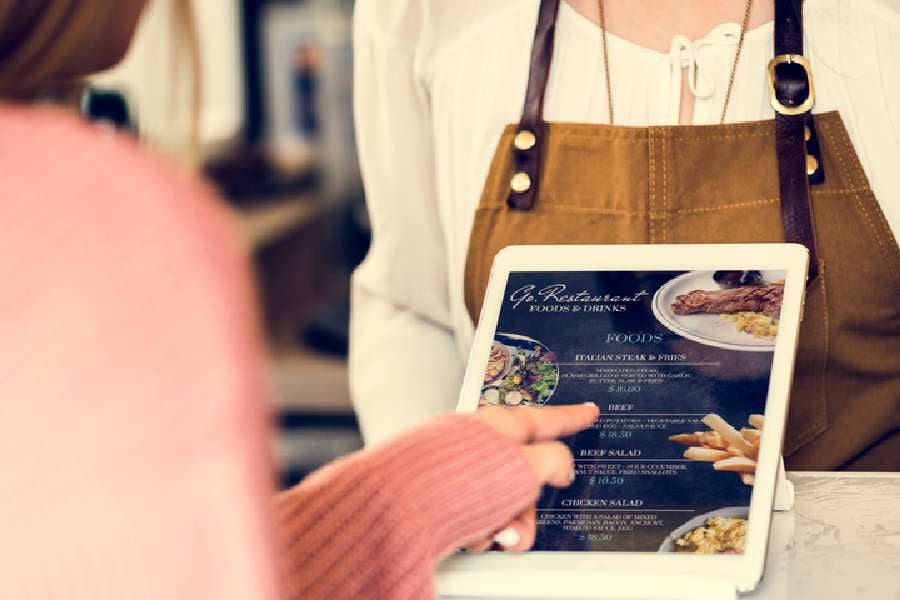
[478,270,786,555]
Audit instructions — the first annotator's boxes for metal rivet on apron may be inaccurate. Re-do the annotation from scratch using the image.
[510,172,532,193]
[514,130,537,151]
[806,154,819,176]
[804,126,811,141]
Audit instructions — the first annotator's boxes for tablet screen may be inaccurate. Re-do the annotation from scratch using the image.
[477,269,785,555]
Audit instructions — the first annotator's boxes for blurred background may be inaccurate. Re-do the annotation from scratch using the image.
[87,0,365,488]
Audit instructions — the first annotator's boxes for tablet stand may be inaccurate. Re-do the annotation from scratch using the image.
[773,455,795,512]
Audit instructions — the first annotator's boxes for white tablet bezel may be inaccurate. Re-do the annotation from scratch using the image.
[442,243,808,596]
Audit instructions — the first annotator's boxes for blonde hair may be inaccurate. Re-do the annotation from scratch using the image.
[0,0,201,155]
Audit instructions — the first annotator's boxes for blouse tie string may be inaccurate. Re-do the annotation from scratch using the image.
[663,23,744,123]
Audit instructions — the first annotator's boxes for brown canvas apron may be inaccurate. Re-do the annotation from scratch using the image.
[463,0,900,470]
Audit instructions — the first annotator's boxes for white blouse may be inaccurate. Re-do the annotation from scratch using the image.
[349,0,900,445]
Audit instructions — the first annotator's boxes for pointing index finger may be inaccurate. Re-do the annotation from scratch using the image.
[474,403,600,443]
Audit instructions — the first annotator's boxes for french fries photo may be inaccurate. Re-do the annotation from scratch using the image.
[684,447,732,462]
[668,433,700,445]
[702,413,755,456]
[668,413,764,486]
[713,456,757,473]
[740,428,761,444]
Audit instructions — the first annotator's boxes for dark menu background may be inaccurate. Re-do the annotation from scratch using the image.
[490,271,775,552]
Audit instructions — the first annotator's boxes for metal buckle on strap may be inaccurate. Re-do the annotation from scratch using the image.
[767,54,815,116]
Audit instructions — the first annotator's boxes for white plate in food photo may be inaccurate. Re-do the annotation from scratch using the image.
[652,270,785,352]
[479,333,559,407]
[658,507,750,554]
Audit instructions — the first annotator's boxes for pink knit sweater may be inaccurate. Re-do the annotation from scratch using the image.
[0,104,538,599]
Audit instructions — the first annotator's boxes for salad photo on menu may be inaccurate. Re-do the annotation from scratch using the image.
[478,270,785,555]
[480,334,560,407]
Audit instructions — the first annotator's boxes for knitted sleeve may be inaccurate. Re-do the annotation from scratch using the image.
[273,414,540,600]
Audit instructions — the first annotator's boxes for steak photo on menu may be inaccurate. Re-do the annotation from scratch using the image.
[671,282,783,319]
[653,271,785,351]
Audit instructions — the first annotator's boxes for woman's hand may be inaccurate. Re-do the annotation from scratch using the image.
[462,402,600,553]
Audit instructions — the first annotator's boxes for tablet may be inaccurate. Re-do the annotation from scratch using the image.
[438,244,808,599]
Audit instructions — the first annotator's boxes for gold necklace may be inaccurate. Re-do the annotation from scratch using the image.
[597,0,754,124]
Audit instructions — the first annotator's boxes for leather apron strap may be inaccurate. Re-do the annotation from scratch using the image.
[771,0,821,283]
[508,0,824,284]
[509,0,561,211]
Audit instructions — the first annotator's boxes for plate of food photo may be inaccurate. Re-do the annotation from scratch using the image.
[652,270,784,352]
[479,333,559,407]
[658,506,750,554]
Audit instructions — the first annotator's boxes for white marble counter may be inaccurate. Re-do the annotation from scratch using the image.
[755,472,900,599]
[443,472,900,600]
